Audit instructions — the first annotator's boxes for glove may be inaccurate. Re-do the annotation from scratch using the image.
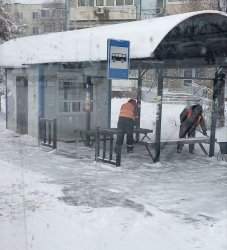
[203,131,207,136]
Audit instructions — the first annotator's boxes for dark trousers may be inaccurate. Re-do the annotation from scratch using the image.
[177,124,196,152]
[116,117,134,150]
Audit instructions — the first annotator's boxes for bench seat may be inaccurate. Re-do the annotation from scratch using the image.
[139,137,210,162]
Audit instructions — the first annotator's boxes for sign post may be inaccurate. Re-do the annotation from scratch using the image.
[107,39,130,80]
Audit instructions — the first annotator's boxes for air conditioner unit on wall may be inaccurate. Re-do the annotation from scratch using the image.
[95,7,105,14]
[156,7,163,15]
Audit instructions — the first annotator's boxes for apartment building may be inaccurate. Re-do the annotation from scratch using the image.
[8,0,138,36]
[8,2,66,36]
[70,0,137,29]
[8,3,43,36]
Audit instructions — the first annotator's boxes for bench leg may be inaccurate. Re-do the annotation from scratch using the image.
[140,134,151,142]
[145,144,155,163]
[199,143,208,156]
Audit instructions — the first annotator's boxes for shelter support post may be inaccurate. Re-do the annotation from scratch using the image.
[209,67,226,157]
[38,65,45,119]
[217,77,225,127]
[5,69,8,129]
[209,98,217,157]
[154,69,163,162]
[85,76,92,145]
[108,79,112,128]
[136,68,142,142]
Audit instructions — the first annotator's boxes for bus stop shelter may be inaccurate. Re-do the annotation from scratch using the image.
[0,10,226,164]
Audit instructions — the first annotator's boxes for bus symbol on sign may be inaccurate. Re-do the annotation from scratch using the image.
[112,53,127,63]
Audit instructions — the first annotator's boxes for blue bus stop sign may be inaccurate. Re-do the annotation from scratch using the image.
[107,39,130,80]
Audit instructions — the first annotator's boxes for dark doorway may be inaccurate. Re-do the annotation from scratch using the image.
[16,76,28,134]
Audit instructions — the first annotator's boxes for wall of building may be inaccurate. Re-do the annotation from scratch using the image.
[43,64,109,140]
[6,69,17,132]
[8,1,137,36]
[8,3,43,36]
[27,68,39,137]
[6,64,110,140]
[6,67,39,137]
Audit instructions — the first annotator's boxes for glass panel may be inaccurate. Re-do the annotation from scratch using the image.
[59,102,70,112]
[167,0,184,2]
[195,68,206,78]
[184,69,192,78]
[78,0,86,6]
[96,0,104,6]
[183,80,192,87]
[72,102,81,112]
[88,0,95,6]
[125,0,133,5]
[32,12,38,20]
[116,0,124,5]
[106,0,115,6]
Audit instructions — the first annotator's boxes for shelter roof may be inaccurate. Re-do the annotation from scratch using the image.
[0,10,226,67]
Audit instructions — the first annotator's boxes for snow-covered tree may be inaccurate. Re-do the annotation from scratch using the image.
[0,0,27,110]
[179,0,227,13]
[0,0,27,44]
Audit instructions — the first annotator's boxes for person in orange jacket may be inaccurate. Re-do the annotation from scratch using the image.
[177,104,207,153]
[115,99,138,153]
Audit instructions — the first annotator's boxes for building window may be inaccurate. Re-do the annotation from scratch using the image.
[32,12,38,20]
[15,12,23,19]
[78,0,86,6]
[106,0,114,6]
[88,0,95,6]
[58,81,88,113]
[32,27,39,34]
[44,25,54,33]
[41,9,51,18]
[167,0,185,3]
[96,0,104,6]
[195,68,206,78]
[183,69,193,87]
[78,0,95,6]
[116,0,124,5]
[125,0,133,5]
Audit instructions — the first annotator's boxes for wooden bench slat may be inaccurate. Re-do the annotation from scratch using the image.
[139,137,210,147]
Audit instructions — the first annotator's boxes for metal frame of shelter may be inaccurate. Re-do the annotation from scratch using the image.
[124,13,227,162]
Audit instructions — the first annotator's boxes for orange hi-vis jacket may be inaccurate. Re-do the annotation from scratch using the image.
[187,109,202,127]
[119,102,138,121]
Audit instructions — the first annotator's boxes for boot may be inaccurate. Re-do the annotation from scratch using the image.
[127,145,133,153]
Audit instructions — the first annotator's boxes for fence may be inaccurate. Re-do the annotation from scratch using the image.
[95,127,122,167]
[39,118,57,149]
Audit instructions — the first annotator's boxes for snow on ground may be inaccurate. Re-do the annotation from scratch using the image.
[0,99,227,250]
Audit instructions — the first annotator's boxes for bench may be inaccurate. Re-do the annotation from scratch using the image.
[75,127,153,148]
[139,137,210,162]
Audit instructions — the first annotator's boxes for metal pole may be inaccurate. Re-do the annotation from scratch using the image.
[209,67,226,156]
[209,86,218,157]
[136,68,142,142]
[65,0,70,30]
[95,127,100,162]
[154,68,163,162]
[140,0,142,20]
[108,79,112,128]
[85,77,91,146]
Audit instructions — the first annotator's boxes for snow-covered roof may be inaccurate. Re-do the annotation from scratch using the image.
[0,10,226,67]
